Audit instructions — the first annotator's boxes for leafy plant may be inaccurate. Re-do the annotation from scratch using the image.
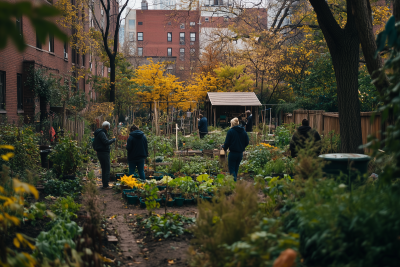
[141,212,195,239]
[272,158,285,174]
[43,178,82,197]
[24,202,47,225]
[34,219,82,262]
[274,126,291,148]
[49,135,83,176]
[143,184,160,215]
[50,196,82,220]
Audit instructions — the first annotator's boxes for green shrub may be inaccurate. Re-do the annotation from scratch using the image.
[190,182,261,266]
[49,135,83,176]
[50,196,82,220]
[274,126,291,148]
[285,179,400,266]
[141,212,195,239]
[44,178,82,197]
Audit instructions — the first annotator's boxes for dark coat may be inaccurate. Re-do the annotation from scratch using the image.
[198,117,208,133]
[93,128,116,153]
[246,114,253,132]
[223,126,249,153]
[126,130,148,161]
[289,126,321,157]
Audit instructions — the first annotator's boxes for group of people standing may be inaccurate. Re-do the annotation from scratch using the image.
[92,111,320,188]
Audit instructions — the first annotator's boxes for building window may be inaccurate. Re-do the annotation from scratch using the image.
[64,42,68,59]
[17,74,23,110]
[190,32,196,42]
[167,48,172,56]
[129,32,134,41]
[36,33,42,49]
[190,21,195,26]
[180,32,185,45]
[16,17,22,37]
[180,23,185,29]
[137,32,143,41]
[129,19,135,29]
[82,54,85,66]
[138,47,143,56]
[138,22,143,25]
[179,66,184,70]
[190,48,195,57]
[49,34,54,53]
[72,48,76,64]
[167,32,172,42]
[205,17,209,22]
[167,21,171,25]
[180,48,185,61]
[0,71,5,109]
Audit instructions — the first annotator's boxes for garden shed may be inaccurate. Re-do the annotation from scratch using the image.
[205,92,262,128]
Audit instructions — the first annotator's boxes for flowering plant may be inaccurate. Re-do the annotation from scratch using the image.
[121,175,144,189]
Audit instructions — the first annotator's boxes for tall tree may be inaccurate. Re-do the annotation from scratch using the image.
[307,0,363,153]
[89,0,130,103]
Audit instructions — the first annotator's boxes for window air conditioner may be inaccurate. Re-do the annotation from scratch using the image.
[64,52,68,59]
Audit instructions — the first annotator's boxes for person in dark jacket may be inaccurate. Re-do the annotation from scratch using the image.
[198,114,208,139]
[245,110,253,132]
[222,117,249,181]
[289,119,321,158]
[93,121,116,189]
[126,125,148,180]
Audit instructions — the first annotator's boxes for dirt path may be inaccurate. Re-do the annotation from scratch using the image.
[94,169,197,267]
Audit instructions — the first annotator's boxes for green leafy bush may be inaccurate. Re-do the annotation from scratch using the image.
[34,220,82,262]
[141,212,195,239]
[43,178,82,197]
[274,126,291,148]
[49,135,83,176]
[285,179,400,266]
[143,184,160,214]
[223,218,299,267]
[50,196,82,220]
[0,124,40,175]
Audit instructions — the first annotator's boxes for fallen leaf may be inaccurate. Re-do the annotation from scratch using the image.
[168,259,175,264]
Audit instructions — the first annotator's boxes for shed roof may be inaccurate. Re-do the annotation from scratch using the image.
[207,92,262,106]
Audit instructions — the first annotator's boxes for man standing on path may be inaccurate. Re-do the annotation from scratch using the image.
[93,121,116,189]
[126,125,148,180]
[289,119,322,158]
[198,114,208,139]
[245,110,253,132]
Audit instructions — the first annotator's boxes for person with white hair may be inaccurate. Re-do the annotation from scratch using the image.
[93,121,116,189]
[222,117,249,181]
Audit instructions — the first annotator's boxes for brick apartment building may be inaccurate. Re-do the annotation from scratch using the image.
[124,7,201,82]
[0,0,116,124]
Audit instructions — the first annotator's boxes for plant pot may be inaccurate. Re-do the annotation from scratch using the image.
[166,199,174,207]
[116,173,124,180]
[157,186,166,191]
[171,193,182,198]
[140,199,146,209]
[127,195,139,205]
[123,189,136,199]
[175,197,185,207]
[156,198,162,204]
[184,198,194,205]
[39,149,52,168]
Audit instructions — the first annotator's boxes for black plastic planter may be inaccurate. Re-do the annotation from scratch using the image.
[184,198,194,205]
[40,149,52,168]
[175,197,185,207]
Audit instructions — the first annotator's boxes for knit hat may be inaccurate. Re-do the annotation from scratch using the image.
[230,117,239,128]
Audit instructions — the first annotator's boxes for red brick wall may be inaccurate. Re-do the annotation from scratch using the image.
[0,0,91,124]
[135,10,200,81]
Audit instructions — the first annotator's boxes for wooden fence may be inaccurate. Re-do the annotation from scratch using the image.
[283,110,382,145]
[64,119,85,142]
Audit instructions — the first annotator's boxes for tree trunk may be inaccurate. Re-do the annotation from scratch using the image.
[331,37,363,153]
[309,0,363,153]
[352,0,389,94]
[110,56,116,103]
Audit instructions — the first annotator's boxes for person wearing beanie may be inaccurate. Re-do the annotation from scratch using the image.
[222,117,249,181]
[93,121,116,189]
[289,119,321,157]
[126,124,148,180]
